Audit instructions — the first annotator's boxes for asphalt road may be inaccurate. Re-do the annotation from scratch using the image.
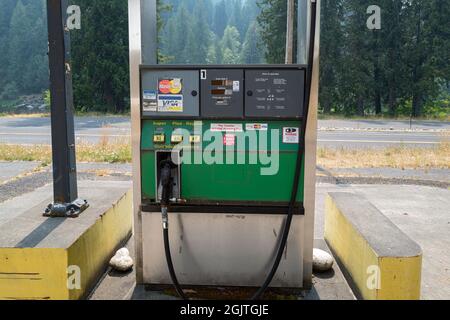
[0,116,448,148]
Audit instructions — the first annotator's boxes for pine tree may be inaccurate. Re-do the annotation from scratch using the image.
[256,0,287,64]
[213,0,228,38]
[221,26,241,64]
[319,0,344,114]
[240,21,265,64]
[71,0,130,112]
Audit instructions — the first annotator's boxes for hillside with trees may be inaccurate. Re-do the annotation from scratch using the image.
[0,0,48,102]
[159,0,264,65]
[0,0,448,118]
[258,0,449,118]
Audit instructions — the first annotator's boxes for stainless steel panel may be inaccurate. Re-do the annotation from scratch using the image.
[129,0,158,284]
[302,0,321,287]
[142,212,305,288]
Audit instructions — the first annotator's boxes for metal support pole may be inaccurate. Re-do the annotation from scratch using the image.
[44,0,88,218]
[129,0,158,284]
[297,0,311,65]
[285,0,295,64]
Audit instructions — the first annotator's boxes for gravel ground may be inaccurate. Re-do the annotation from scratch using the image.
[317,166,449,189]
[0,161,41,183]
[0,161,448,204]
[0,168,131,204]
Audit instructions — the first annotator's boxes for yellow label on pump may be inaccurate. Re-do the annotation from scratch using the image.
[153,134,165,143]
[171,135,183,143]
[189,135,201,144]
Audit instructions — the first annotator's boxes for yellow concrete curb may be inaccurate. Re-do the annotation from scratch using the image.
[324,193,422,300]
[0,190,133,300]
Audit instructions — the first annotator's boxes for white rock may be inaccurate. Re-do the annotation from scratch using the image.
[109,248,134,272]
[116,248,130,258]
[313,248,334,272]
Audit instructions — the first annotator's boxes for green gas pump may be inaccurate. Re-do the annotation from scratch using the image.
[129,0,320,300]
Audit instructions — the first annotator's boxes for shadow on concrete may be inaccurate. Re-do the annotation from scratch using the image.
[15,217,65,248]
[313,269,336,280]
[108,268,134,278]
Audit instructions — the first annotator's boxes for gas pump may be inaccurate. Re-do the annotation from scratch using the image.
[128,0,320,299]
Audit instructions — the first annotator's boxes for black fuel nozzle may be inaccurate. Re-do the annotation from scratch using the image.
[160,159,175,229]
[160,160,173,207]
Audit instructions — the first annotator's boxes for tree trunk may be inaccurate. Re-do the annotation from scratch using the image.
[357,96,365,117]
[373,32,382,115]
[412,93,422,118]
[388,87,396,116]
[374,90,382,115]
[115,97,125,114]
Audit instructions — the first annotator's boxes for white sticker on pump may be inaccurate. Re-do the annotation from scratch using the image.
[233,81,240,92]
[157,95,184,112]
[211,123,243,132]
[283,127,300,144]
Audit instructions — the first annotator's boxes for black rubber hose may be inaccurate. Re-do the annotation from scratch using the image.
[251,0,317,300]
[160,159,189,299]
[163,227,189,300]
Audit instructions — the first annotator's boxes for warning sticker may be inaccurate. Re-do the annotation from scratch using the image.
[158,95,184,113]
[223,134,236,146]
[211,123,243,133]
[283,127,300,144]
[246,123,268,131]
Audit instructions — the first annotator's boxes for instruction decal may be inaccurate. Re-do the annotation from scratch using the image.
[142,90,157,112]
[283,127,299,144]
[211,123,243,133]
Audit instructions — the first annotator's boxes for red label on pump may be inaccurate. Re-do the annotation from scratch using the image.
[223,134,236,146]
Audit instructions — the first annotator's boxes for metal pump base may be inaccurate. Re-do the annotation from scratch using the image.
[44,199,89,218]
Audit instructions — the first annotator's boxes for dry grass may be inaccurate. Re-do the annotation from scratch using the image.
[1,134,449,170]
[0,113,50,118]
[317,140,450,169]
[0,137,131,164]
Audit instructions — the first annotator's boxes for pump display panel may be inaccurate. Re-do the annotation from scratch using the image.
[140,65,305,119]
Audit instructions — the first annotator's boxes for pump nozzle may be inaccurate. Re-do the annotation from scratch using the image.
[160,160,173,207]
[159,159,173,230]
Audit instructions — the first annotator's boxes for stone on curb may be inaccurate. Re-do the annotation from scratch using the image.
[110,247,134,272]
[313,248,334,272]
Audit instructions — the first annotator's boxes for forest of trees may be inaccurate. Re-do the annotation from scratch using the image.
[317,0,450,117]
[0,0,48,101]
[160,0,264,65]
[0,0,448,118]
